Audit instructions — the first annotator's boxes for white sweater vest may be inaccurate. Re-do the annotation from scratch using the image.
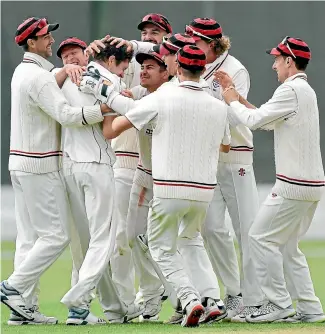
[272,77,324,201]
[203,51,253,165]
[126,81,229,202]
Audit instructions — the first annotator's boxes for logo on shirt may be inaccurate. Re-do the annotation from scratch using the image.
[145,128,153,136]
[238,168,246,176]
[212,80,220,90]
[272,193,277,198]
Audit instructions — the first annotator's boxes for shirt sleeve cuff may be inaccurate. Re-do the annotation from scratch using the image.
[82,105,104,125]
[125,113,141,131]
[230,101,242,108]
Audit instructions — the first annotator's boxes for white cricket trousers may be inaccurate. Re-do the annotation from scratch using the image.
[110,168,136,305]
[203,162,265,306]
[249,193,323,314]
[61,160,124,315]
[127,184,164,302]
[8,171,70,295]
[148,197,220,309]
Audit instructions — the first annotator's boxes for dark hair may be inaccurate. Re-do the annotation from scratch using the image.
[22,36,38,51]
[94,42,133,65]
[283,55,309,71]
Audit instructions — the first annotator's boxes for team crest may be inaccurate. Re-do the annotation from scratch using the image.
[212,80,220,89]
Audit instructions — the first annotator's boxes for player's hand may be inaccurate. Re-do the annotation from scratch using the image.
[84,35,111,57]
[214,70,234,90]
[106,36,133,53]
[222,86,239,105]
[64,64,86,85]
[121,89,134,99]
[79,67,115,104]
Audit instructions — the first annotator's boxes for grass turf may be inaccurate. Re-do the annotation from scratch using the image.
[1,240,325,333]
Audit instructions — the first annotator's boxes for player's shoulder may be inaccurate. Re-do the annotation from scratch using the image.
[157,81,175,92]
[223,54,248,77]
[131,85,148,100]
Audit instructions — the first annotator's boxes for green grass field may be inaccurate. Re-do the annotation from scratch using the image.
[1,241,325,333]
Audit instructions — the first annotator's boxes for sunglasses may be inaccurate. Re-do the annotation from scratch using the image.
[162,36,180,53]
[185,25,213,42]
[281,36,296,59]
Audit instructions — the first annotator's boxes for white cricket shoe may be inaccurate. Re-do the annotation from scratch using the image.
[246,302,296,323]
[1,281,33,320]
[66,307,106,325]
[8,307,58,325]
[139,293,164,322]
[223,294,243,321]
[231,305,261,323]
[200,298,227,324]
[107,302,145,323]
[181,299,204,327]
[279,313,325,323]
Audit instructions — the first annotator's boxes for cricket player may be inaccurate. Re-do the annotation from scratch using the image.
[86,13,173,306]
[84,45,230,327]
[185,18,265,320]
[215,36,325,323]
[1,17,110,324]
[57,41,144,324]
[103,50,170,322]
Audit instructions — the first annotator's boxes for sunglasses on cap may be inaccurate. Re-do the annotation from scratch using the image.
[185,25,214,42]
[140,14,171,32]
[281,36,296,59]
[161,35,180,53]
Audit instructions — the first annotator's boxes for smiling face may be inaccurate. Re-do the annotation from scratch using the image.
[61,45,88,66]
[140,58,168,91]
[28,33,54,59]
[141,23,166,44]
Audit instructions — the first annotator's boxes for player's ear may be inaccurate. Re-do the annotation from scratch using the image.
[27,38,36,50]
[108,55,116,66]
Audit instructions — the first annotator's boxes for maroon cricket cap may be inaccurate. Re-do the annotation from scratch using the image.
[136,50,166,67]
[138,13,172,34]
[57,37,87,58]
[186,18,222,41]
[15,17,59,46]
[158,33,196,56]
[266,36,311,60]
[177,45,207,71]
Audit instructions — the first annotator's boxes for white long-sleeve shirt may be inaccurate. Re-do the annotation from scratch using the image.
[203,51,254,165]
[229,73,324,201]
[124,81,229,202]
[58,61,121,165]
[9,52,104,174]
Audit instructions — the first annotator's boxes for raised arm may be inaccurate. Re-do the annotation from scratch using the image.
[223,85,298,130]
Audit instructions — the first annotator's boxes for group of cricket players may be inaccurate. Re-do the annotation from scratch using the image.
[1,11,325,328]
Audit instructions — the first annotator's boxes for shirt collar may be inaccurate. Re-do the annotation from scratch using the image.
[23,52,54,72]
[178,80,204,91]
[285,72,307,82]
[205,51,229,71]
